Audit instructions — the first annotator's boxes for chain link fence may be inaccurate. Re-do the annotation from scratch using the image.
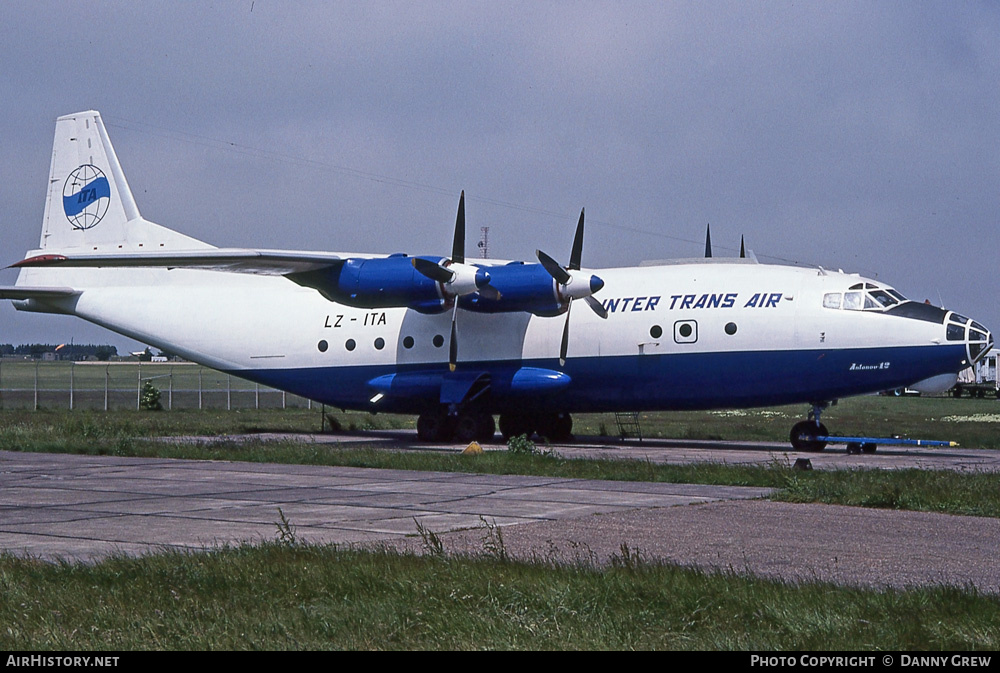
[0,361,313,411]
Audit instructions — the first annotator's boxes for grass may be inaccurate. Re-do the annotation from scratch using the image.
[3,398,1000,650]
[2,542,998,650]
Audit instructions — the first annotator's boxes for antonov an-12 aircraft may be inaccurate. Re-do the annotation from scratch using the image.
[1,111,993,449]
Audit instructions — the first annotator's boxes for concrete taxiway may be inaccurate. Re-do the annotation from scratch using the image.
[0,449,770,561]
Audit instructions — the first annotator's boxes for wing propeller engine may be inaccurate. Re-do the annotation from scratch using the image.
[292,193,607,370]
[535,209,608,365]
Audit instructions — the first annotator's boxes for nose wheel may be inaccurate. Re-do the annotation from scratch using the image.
[790,420,829,451]
[790,402,831,451]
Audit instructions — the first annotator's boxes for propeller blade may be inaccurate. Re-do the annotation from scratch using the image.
[411,257,454,283]
[740,235,746,259]
[584,295,608,319]
[569,208,585,271]
[536,249,571,285]
[452,191,465,264]
[559,299,572,366]
[448,302,459,372]
[705,223,712,258]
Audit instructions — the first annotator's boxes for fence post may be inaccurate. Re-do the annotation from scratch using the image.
[255,382,259,409]
[104,364,110,412]
[0,359,3,410]
[137,361,141,410]
[169,366,173,411]
[34,359,39,411]
[69,361,74,411]
[227,374,231,411]
[198,367,203,410]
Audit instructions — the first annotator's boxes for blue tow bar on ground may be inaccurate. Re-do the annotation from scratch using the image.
[816,435,958,452]
[816,436,957,447]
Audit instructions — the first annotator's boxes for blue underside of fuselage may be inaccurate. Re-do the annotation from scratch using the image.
[226,344,967,415]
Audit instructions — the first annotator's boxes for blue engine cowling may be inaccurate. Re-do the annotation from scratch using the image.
[460,262,563,316]
[291,254,448,313]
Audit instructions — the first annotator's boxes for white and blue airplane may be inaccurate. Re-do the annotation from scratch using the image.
[1,111,993,448]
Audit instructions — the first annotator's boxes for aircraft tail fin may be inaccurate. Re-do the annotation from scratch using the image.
[38,111,211,253]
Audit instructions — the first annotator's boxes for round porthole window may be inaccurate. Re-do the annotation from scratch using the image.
[432,334,444,348]
[725,322,738,335]
[317,340,328,352]
[403,336,414,349]
[345,339,356,351]
[374,337,385,350]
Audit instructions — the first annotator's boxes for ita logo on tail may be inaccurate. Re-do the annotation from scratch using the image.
[63,164,111,230]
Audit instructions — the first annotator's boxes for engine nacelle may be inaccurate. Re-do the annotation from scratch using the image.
[459,262,565,316]
[291,255,449,313]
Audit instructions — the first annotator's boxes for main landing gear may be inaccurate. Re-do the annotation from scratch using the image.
[789,402,831,452]
[415,408,574,444]
[416,408,495,444]
[499,412,573,443]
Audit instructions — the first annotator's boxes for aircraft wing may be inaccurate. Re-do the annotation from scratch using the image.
[9,249,344,276]
[0,286,80,300]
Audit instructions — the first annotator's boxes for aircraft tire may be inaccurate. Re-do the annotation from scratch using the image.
[499,414,534,442]
[476,414,497,443]
[454,412,493,444]
[417,411,454,443]
[535,413,573,443]
[790,420,828,452]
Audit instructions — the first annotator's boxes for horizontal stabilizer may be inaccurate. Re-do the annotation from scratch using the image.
[0,286,80,300]
[10,249,343,276]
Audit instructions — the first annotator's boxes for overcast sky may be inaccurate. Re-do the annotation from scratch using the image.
[1,1,997,352]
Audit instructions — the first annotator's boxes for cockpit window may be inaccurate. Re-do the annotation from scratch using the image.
[843,292,863,310]
[869,290,898,308]
[823,284,910,313]
[947,324,965,341]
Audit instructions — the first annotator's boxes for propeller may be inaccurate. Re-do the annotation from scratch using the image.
[411,192,500,300]
[409,191,502,371]
[740,235,745,259]
[705,223,712,258]
[536,208,608,365]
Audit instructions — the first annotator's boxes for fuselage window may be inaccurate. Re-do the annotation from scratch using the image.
[317,340,328,353]
[345,339,357,351]
[650,325,662,339]
[674,320,698,344]
[823,293,842,309]
[888,289,907,302]
[403,336,414,349]
[432,334,444,348]
[725,322,737,335]
[374,337,385,350]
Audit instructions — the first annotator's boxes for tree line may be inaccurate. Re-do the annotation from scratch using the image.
[0,344,119,360]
